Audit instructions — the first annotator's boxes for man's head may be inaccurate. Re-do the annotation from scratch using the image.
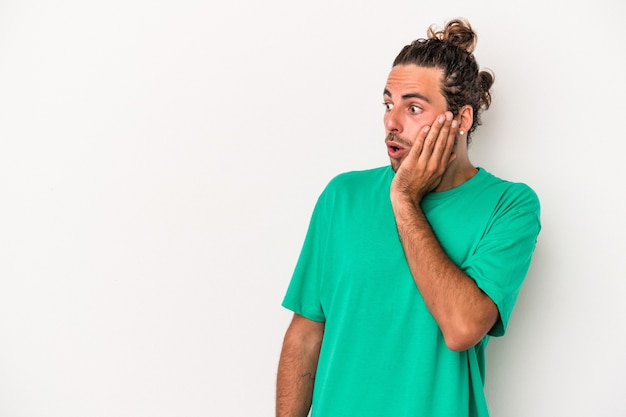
[383,18,494,171]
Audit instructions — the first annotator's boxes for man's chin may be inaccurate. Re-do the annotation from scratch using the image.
[390,158,401,172]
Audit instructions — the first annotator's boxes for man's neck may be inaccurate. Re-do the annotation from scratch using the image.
[433,159,478,192]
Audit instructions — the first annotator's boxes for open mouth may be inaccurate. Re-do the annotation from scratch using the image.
[387,143,405,159]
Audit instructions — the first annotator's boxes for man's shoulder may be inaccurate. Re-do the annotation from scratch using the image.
[478,169,540,214]
[326,165,391,190]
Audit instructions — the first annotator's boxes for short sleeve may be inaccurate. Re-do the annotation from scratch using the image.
[462,184,541,337]
[281,187,333,323]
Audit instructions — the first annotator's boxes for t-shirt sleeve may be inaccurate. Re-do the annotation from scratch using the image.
[462,183,541,337]
[281,186,333,323]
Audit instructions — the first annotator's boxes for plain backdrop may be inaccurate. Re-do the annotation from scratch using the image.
[1,0,625,416]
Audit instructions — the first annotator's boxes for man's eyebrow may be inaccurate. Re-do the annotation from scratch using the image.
[383,89,431,104]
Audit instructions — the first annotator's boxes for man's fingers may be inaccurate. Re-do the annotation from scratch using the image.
[437,118,457,167]
[421,112,454,167]
[405,111,457,173]
[419,114,446,159]
[408,125,430,160]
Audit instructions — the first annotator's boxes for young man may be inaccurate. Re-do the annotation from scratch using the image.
[276,18,541,417]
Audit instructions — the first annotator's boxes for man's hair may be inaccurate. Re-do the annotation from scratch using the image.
[393,18,494,141]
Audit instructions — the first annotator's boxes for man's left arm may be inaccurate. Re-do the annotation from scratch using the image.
[390,113,498,352]
[392,199,498,352]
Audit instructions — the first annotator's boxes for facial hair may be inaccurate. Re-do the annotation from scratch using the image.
[384,132,411,148]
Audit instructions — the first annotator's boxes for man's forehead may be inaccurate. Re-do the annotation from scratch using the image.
[384,65,444,100]
[383,88,432,104]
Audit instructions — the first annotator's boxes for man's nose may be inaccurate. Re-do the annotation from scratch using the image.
[385,108,402,133]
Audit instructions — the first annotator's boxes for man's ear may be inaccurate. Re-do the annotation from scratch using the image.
[458,105,474,134]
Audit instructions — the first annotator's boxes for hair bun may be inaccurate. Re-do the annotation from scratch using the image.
[428,18,477,53]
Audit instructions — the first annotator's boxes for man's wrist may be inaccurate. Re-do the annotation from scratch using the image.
[391,190,423,210]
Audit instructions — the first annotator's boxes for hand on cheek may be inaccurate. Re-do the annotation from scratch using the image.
[391,112,459,204]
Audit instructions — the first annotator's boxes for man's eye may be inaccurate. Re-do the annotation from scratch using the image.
[409,105,422,114]
[383,102,393,111]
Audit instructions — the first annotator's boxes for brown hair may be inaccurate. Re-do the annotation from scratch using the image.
[392,18,494,141]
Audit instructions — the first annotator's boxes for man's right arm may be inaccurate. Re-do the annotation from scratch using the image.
[276,313,325,417]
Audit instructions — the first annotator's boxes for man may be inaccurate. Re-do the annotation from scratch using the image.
[276,18,541,417]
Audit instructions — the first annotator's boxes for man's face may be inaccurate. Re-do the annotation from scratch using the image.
[383,64,449,172]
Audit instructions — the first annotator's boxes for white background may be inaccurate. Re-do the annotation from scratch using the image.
[1,0,625,416]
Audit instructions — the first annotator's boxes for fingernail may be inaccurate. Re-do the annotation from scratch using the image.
[446,112,453,121]
[451,120,458,128]
[438,115,445,124]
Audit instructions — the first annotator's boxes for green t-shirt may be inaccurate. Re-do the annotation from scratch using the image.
[282,165,541,417]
